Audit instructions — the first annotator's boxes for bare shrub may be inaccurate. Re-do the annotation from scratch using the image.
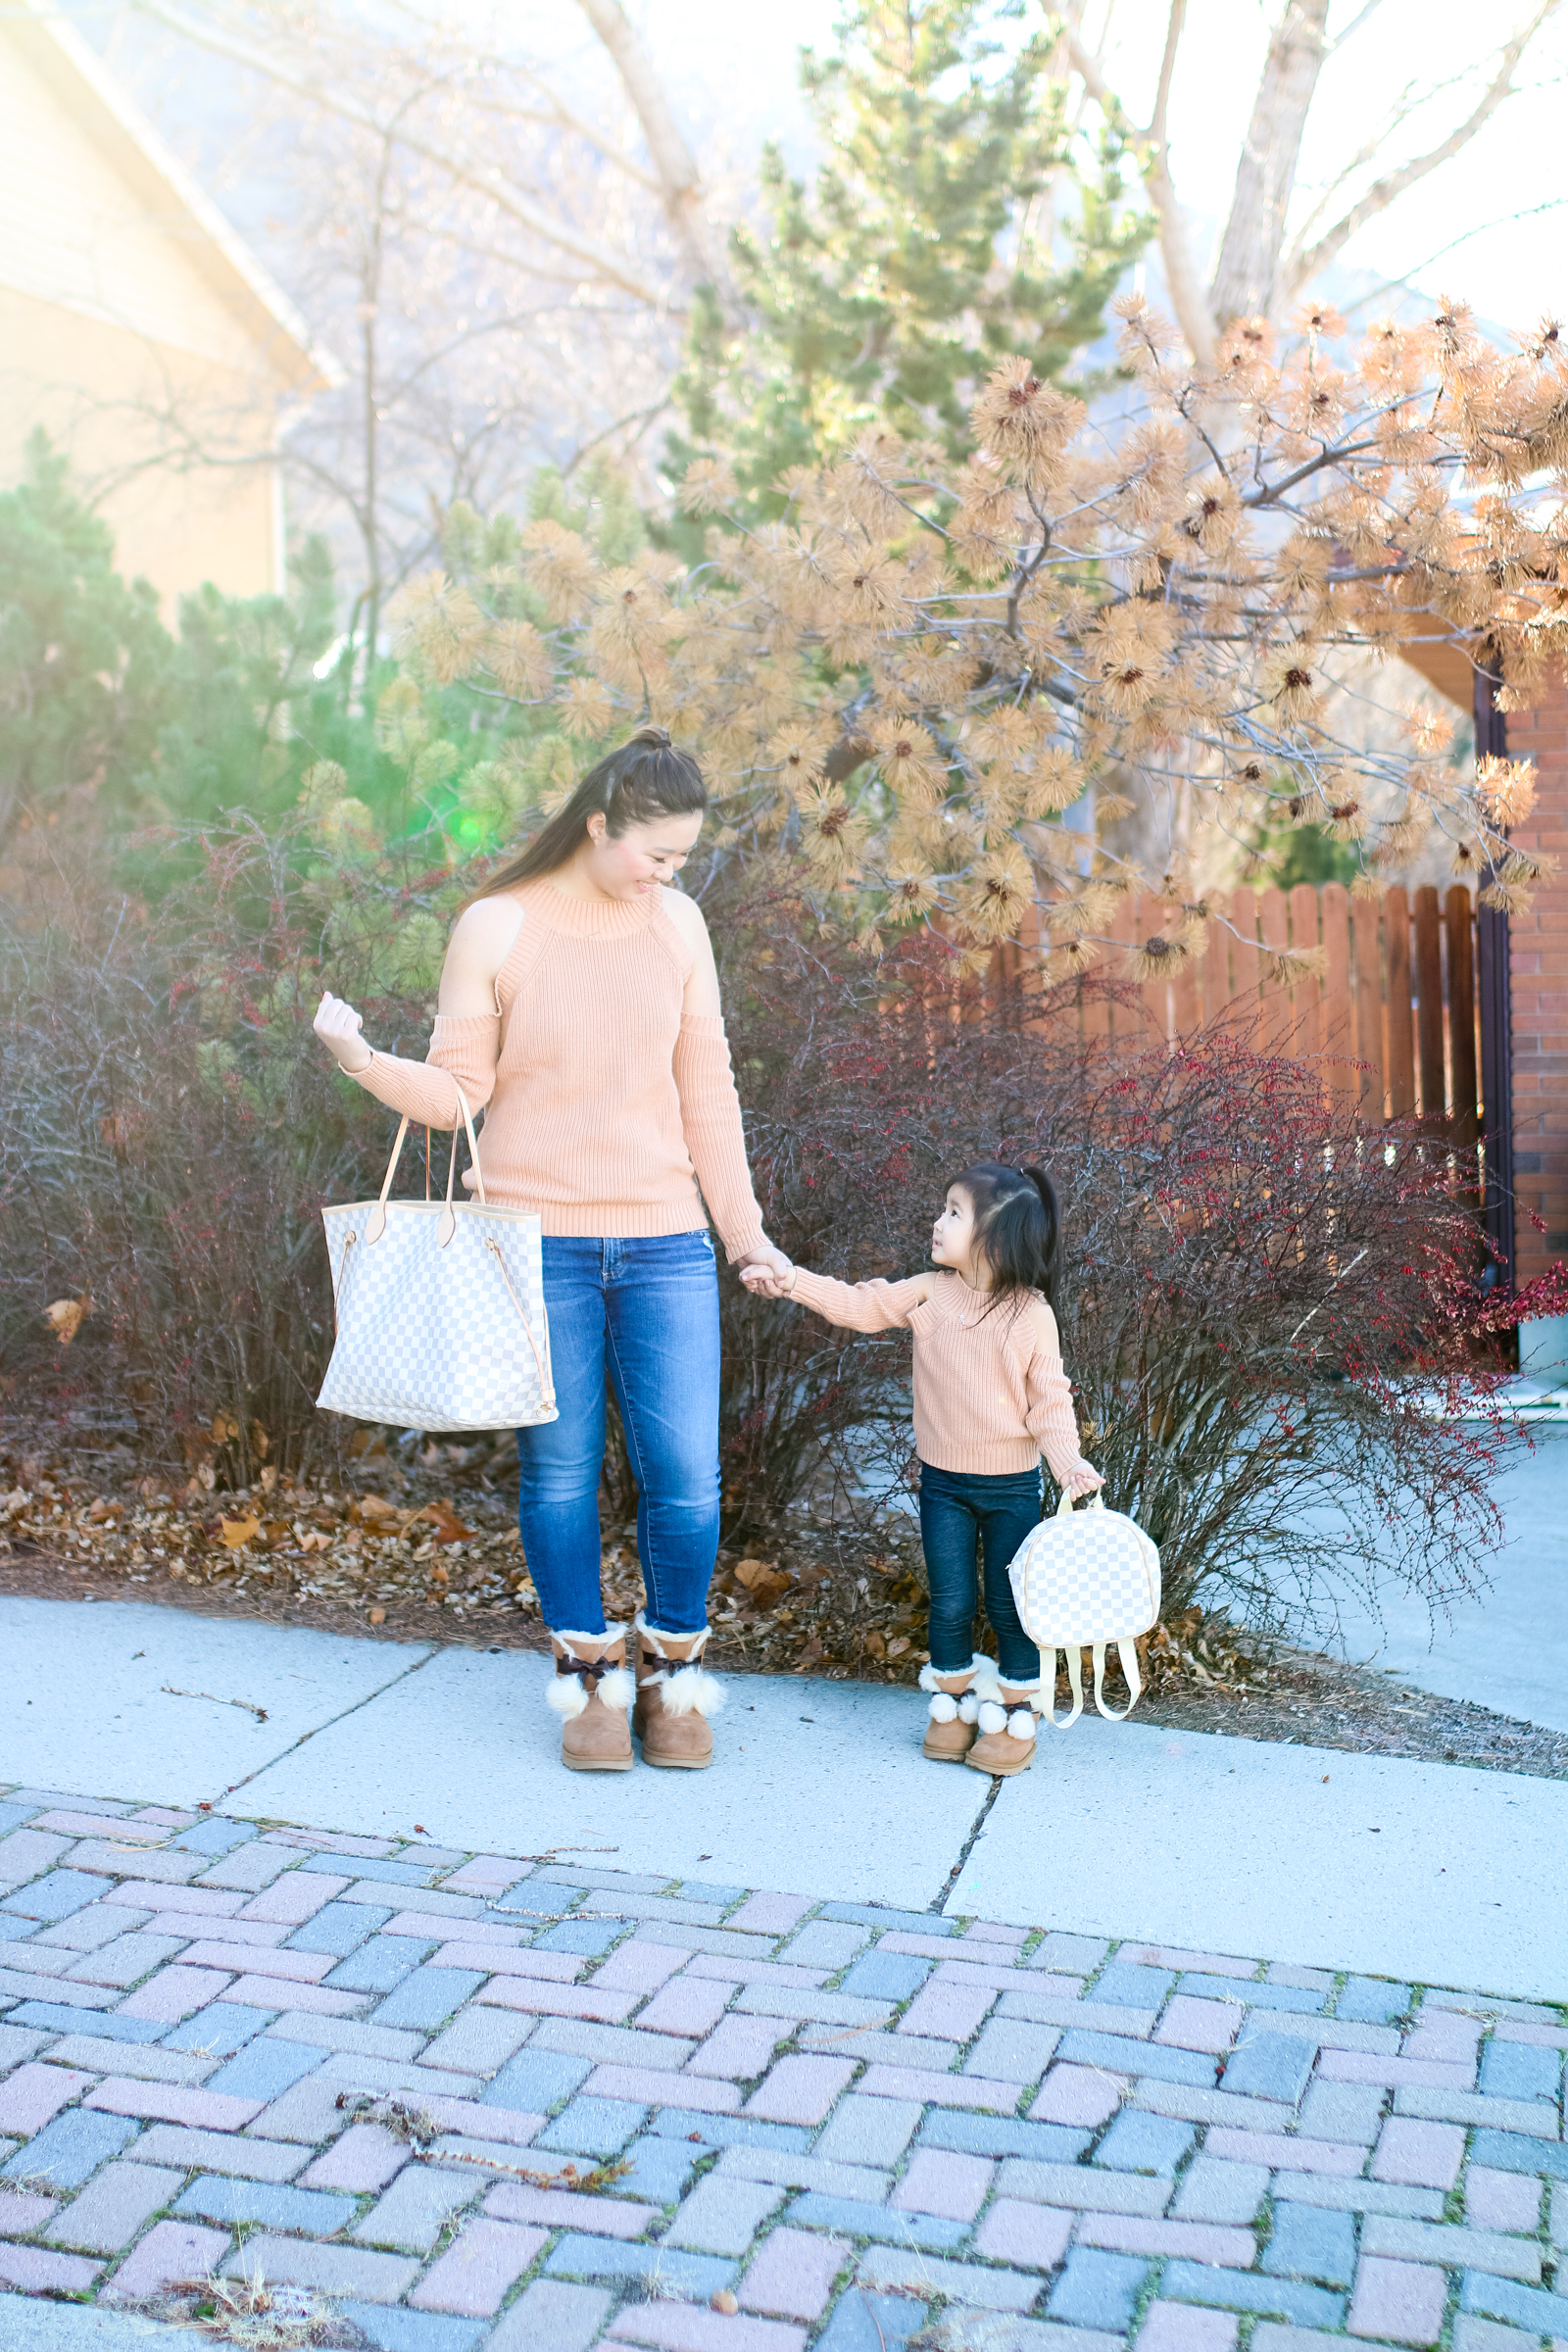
[0,817,452,1481]
[715,874,1526,1636]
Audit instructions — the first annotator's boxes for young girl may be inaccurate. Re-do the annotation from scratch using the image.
[743,1163,1102,1776]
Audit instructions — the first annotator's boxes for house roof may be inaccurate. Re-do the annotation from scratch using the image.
[1,0,342,395]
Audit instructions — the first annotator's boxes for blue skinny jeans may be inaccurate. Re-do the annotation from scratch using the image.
[919,1459,1044,1685]
[515,1233,720,1636]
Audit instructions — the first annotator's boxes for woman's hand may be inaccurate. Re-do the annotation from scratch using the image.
[1064,1463,1104,1498]
[314,992,372,1075]
[739,1246,796,1299]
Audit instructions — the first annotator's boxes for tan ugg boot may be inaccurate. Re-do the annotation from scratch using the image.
[918,1658,990,1762]
[965,1679,1040,1776]
[632,1615,723,1770]
[547,1630,634,1772]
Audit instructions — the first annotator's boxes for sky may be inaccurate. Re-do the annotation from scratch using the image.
[612,0,1568,332]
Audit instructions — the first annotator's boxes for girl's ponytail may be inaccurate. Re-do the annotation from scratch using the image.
[949,1160,1061,1313]
[1020,1167,1061,1310]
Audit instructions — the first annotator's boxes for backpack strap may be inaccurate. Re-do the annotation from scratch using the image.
[1040,1645,1085,1730]
[1092,1638,1144,1721]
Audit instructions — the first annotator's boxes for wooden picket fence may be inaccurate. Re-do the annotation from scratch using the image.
[1011,881,1482,1138]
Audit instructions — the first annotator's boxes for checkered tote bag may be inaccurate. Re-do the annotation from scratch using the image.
[317,1086,558,1434]
[1006,1491,1160,1727]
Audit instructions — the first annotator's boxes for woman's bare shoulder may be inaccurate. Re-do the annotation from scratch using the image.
[659,885,710,945]
[450,893,526,963]
[438,893,526,1013]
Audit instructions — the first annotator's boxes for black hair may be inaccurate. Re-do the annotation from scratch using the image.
[949,1160,1061,1314]
[470,725,706,898]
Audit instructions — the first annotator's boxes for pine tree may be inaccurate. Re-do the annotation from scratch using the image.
[0,431,173,848]
[672,1,1146,512]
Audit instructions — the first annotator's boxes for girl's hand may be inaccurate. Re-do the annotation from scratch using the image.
[315,992,372,1075]
[1064,1464,1104,1498]
[741,1254,796,1299]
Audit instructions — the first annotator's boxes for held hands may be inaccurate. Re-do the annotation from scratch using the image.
[314,992,372,1076]
[738,1246,796,1299]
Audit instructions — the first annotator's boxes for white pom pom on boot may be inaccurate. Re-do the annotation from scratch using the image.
[917,1657,995,1762]
[965,1675,1040,1776]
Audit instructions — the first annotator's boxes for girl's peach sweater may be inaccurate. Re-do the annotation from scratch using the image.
[350,880,767,1261]
[789,1267,1096,1481]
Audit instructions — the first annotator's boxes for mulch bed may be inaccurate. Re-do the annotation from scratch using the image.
[4,1424,1563,1783]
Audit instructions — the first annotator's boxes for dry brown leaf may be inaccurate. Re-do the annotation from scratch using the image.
[358,1494,400,1522]
[734,1556,791,1601]
[43,1294,91,1346]
[416,1499,475,1544]
[220,1514,261,1549]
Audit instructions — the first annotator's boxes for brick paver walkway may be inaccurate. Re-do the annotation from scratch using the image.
[0,1784,1563,2352]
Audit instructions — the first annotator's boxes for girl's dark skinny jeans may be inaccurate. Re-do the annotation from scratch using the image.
[918,1458,1043,1685]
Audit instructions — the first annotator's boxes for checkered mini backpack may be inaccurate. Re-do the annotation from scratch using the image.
[317,1086,558,1435]
[1006,1490,1160,1727]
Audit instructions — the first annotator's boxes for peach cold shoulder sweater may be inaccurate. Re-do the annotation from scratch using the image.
[789,1267,1097,1482]
[350,880,767,1262]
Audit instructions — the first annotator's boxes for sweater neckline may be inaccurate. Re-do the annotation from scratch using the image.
[929,1273,1037,1332]
[527,879,654,938]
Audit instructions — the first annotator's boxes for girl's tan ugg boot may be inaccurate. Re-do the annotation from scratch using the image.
[546,1630,635,1772]
[965,1678,1040,1776]
[918,1658,990,1761]
[632,1615,724,1769]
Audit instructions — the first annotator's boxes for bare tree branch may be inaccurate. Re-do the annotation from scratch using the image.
[573,0,729,296]
[1283,0,1565,301]
[1325,0,1386,55]
[1286,69,1462,257]
[132,0,679,308]
[1066,15,1216,368]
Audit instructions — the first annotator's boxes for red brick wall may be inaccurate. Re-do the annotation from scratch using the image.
[1504,678,1568,1290]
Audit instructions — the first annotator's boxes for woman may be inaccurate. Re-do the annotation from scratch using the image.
[314,726,787,1774]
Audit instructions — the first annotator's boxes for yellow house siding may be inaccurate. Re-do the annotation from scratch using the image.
[0,2,335,612]
[0,287,284,606]
[0,37,260,372]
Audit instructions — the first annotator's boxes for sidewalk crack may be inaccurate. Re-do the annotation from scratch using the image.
[212,1643,445,1806]
[929,1773,1003,1914]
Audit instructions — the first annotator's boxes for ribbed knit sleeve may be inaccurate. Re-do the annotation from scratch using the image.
[1024,1350,1100,1489]
[790,1269,927,1332]
[671,1015,767,1263]
[351,1013,501,1131]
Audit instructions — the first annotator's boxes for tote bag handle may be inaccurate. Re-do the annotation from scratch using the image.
[367,1082,485,1246]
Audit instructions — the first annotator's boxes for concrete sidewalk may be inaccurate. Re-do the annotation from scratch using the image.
[1317,1427,1568,1735]
[5,1597,1563,2001]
